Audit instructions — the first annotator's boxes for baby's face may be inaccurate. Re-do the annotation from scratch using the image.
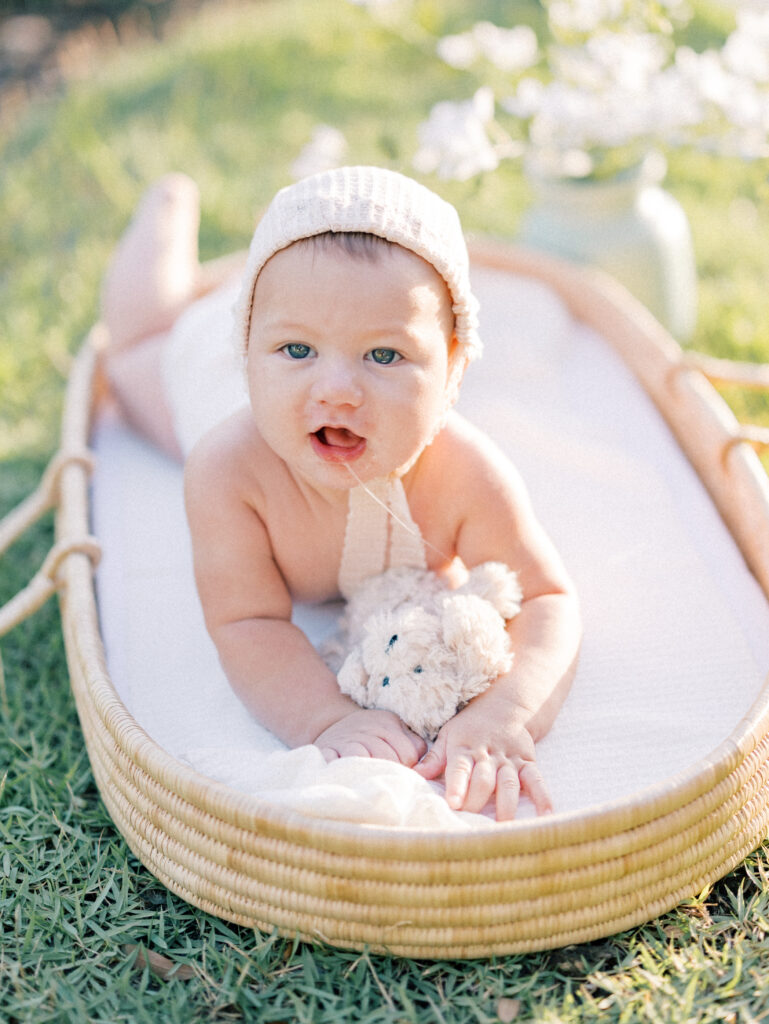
[245,239,457,491]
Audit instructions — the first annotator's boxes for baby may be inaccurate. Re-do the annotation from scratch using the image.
[101,166,581,822]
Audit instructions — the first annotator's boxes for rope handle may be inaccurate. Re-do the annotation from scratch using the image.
[674,354,769,456]
[683,352,769,392]
[722,424,769,456]
[0,447,101,638]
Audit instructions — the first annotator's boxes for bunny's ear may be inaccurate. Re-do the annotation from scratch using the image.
[442,593,511,650]
[461,561,523,620]
[337,651,369,704]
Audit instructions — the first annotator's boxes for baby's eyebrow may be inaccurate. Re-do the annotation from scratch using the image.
[254,313,318,336]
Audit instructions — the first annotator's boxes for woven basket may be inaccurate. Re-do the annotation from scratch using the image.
[3,243,769,959]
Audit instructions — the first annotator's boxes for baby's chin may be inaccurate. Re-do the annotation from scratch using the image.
[312,453,421,491]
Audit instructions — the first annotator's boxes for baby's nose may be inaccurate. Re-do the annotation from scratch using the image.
[310,357,364,407]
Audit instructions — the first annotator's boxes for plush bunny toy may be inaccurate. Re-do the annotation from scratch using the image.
[322,562,523,741]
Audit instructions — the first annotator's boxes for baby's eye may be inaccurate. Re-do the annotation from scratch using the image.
[281,343,313,360]
[367,348,402,365]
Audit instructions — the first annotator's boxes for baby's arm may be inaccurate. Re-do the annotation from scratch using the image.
[184,422,426,765]
[414,417,581,820]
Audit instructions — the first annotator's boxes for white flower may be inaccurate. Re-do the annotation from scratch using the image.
[547,0,689,34]
[290,125,348,180]
[436,22,539,73]
[413,87,500,180]
[408,4,769,179]
[471,22,539,73]
[646,65,704,141]
[723,12,769,82]
[502,77,546,119]
[547,0,625,34]
[551,30,668,92]
[436,32,478,70]
[673,45,769,157]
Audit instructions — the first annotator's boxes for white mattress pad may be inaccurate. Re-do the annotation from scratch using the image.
[91,265,769,828]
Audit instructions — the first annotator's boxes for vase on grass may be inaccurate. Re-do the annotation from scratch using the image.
[518,153,697,340]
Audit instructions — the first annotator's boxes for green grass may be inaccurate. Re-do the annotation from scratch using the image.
[2,1,769,1020]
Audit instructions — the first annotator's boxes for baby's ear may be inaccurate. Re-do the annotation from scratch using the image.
[444,341,469,410]
[446,333,463,378]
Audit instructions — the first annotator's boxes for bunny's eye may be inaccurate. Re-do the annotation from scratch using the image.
[413,666,423,674]
[386,634,398,651]
[382,676,390,687]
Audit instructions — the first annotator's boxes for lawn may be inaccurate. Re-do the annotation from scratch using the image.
[2,1,769,1020]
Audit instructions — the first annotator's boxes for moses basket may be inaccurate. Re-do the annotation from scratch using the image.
[2,241,769,959]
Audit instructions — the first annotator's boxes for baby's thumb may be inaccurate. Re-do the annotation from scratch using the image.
[413,739,446,780]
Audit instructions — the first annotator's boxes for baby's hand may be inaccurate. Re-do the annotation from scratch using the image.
[314,708,427,766]
[413,702,551,822]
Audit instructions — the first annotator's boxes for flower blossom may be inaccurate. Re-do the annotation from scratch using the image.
[436,22,538,74]
[549,30,668,93]
[723,11,769,83]
[547,0,625,34]
[502,28,699,168]
[290,125,348,180]
[674,45,769,157]
[410,2,769,179]
[548,0,688,34]
[413,87,500,180]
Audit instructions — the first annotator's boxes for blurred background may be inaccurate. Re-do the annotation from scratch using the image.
[1,0,768,459]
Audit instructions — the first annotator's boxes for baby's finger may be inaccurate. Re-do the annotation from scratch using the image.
[363,735,408,763]
[413,736,446,780]
[387,725,428,767]
[495,763,521,822]
[461,756,497,814]
[520,761,552,816]
[328,740,373,760]
[444,752,474,810]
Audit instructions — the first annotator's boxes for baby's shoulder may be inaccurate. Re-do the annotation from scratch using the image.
[413,413,533,532]
[425,412,522,489]
[183,408,270,499]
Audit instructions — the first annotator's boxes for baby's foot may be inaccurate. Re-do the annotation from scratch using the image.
[101,173,201,349]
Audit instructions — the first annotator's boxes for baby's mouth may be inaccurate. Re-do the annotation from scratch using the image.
[311,426,367,462]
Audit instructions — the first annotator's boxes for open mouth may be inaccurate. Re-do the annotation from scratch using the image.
[310,426,367,463]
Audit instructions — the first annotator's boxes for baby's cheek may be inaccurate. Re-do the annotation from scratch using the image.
[395,380,446,440]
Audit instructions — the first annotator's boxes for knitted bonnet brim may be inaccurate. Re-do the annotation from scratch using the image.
[231,166,481,365]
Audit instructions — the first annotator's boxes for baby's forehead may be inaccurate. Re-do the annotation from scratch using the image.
[254,235,456,340]
[274,233,453,303]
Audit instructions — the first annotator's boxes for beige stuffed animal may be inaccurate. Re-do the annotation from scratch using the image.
[323,562,522,741]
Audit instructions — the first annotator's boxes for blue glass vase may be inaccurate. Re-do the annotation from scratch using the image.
[518,154,697,340]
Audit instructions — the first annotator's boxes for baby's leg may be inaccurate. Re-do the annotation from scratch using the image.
[102,173,201,349]
[100,174,202,459]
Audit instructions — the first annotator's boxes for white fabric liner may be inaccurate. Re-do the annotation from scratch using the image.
[91,265,769,829]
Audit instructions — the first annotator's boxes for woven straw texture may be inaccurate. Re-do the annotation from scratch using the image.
[5,244,769,959]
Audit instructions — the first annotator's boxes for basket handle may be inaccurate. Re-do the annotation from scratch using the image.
[683,353,769,454]
[0,448,101,637]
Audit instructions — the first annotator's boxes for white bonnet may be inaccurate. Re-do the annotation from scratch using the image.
[231,166,481,364]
